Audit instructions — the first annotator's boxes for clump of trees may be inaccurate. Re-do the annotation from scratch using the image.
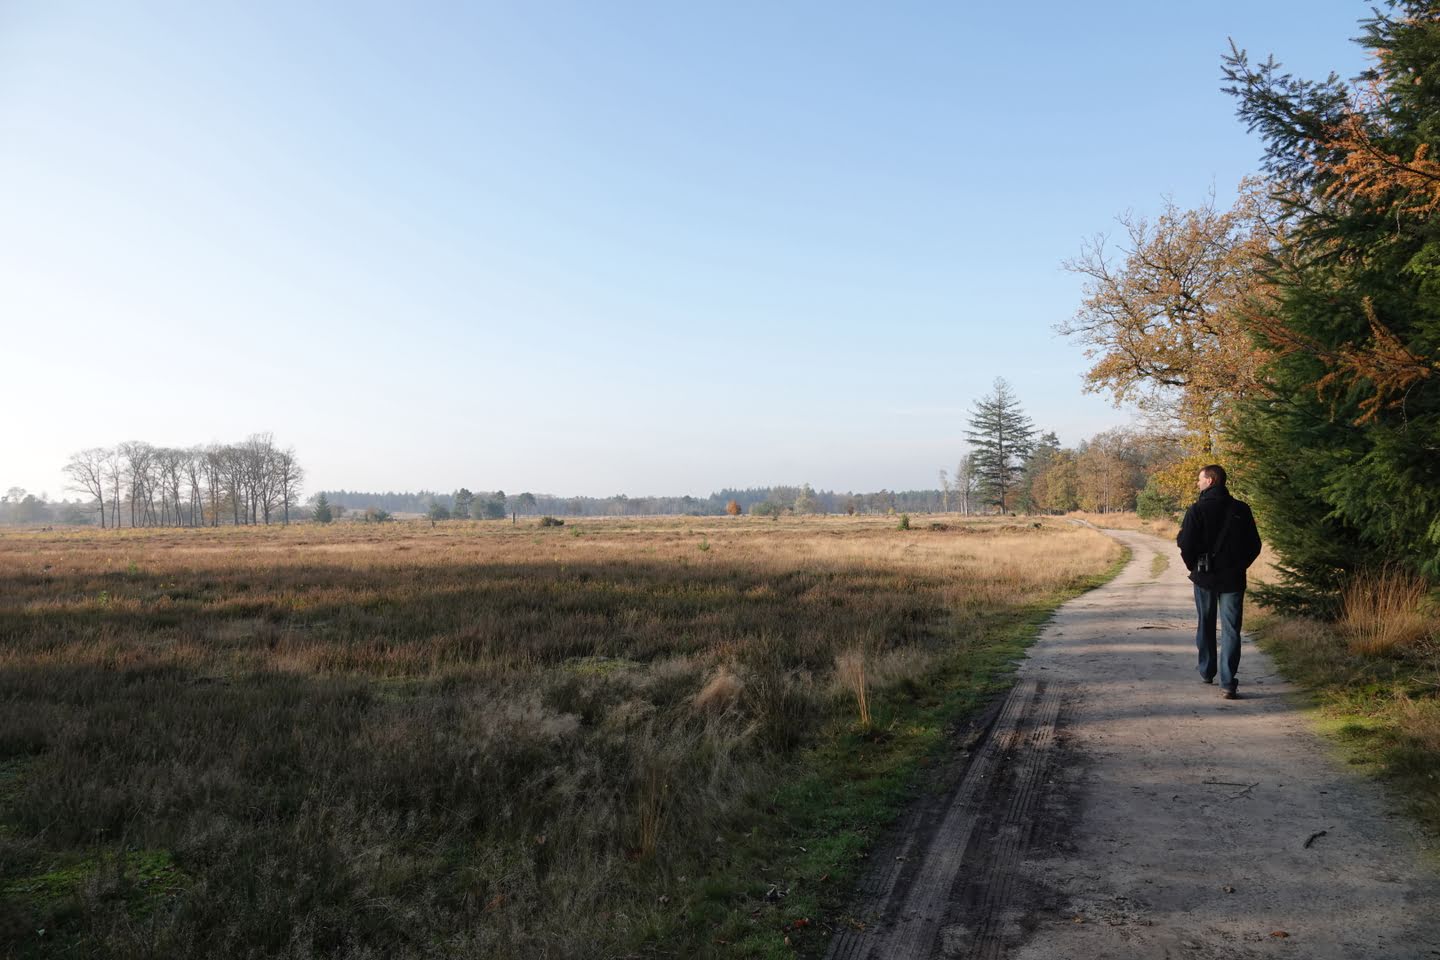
[63,434,302,528]
[1057,4,1440,611]
[1219,13,1440,609]
[955,380,1175,515]
[0,489,98,526]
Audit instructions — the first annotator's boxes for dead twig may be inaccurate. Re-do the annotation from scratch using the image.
[1202,779,1259,800]
[1303,829,1328,849]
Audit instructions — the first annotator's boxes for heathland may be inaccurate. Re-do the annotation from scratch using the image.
[0,515,1121,959]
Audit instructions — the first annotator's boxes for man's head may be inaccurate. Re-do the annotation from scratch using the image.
[1196,464,1227,492]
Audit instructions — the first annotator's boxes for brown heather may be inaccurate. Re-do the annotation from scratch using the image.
[0,515,1120,959]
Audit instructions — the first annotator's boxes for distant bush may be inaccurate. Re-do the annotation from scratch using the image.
[1136,480,1179,520]
[897,513,910,531]
[539,516,564,527]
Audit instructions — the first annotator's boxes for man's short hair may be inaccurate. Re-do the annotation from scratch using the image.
[1200,464,1227,487]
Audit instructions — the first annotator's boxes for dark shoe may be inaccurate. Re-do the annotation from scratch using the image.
[1201,676,1215,685]
[1221,688,1239,700]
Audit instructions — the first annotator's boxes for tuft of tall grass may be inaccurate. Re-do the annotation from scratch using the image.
[835,650,872,730]
[636,766,669,861]
[1342,568,1434,656]
[694,666,743,715]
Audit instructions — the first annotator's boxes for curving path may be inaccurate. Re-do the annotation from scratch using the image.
[828,527,1440,960]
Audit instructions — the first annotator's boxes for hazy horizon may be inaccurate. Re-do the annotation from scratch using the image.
[1,2,1370,501]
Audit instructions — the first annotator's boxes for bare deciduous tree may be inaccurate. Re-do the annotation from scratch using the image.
[61,435,304,528]
[63,448,109,528]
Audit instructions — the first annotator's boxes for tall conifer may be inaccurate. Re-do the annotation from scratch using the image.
[1224,4,1440,610]
[965,378,1036,511]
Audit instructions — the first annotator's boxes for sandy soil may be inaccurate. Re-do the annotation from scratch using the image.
[827,527,1440,960]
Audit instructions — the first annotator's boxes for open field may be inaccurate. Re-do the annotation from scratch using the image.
[0,515,1123,958]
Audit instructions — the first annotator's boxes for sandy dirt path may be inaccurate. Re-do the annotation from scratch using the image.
[828,527,1440,960]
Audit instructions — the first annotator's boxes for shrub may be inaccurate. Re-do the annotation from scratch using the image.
[897,513,910,531]
[538,516,564,527]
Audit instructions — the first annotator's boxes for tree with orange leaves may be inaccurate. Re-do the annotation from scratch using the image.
[1059,187,1276,449]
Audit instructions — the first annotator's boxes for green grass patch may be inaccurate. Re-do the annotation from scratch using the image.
[2,849,186,957]
[1256,615,1440,844]
[4,850,181,911]
[1149,552,1168,579]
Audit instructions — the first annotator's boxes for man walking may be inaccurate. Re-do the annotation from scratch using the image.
[1176,465,1263,699]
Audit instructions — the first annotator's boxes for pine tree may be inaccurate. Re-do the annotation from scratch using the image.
[311,493,333,524]
[1224,5,1440,610]
[965,378,1036,512]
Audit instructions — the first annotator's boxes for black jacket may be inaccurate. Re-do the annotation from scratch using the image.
[1176,485,1262,593]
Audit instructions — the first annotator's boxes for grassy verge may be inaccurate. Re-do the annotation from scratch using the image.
[664,548,1131,958]
[1256,616,1440,842]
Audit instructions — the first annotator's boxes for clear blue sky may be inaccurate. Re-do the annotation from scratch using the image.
[0,1,1371,499]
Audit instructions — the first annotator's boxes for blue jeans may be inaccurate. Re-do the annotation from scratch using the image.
[1194,585,1244,691]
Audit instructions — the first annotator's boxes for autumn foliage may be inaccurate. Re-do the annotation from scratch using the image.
[1059,188,1275,446]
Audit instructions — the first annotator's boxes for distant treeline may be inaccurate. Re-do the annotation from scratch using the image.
[317,485,952,518]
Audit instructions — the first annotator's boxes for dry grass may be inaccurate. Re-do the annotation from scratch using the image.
[1246,542,1284,591]
[694,666,744,715]
[1067,510,1180,540]
[0,514,1121,958]
[835,650,872,731]
[1342,569,1436,655]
